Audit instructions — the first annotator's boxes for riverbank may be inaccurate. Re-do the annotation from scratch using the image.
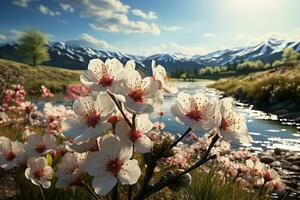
[209,63,300,124]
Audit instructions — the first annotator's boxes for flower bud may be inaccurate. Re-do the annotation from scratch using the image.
[177,172,192,187]
[162,136,173,149]
[168,169,192,191]
[162,149,175,158]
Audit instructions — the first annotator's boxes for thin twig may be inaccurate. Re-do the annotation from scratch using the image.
[167,127,192,151]
[107,91,133,128]
[128,114,137,200]
[82,181,101,200]
[38,185,46,200]
[112,183,118,200]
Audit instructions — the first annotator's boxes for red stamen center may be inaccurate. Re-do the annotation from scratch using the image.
[263,171,273,181]
[86,111,101,128]
[25,105,33,113]
[108,115,121,126]
[128,129,142,142]
[99,74,113,87]
[128,89,144,103]
[106,159,123,176]
[5,151,16,161]
[35,144,46,154]
[220,118,230,131]
[33,168,44,180]
[186,110,202,121]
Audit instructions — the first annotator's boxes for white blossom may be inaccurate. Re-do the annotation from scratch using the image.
[152,60,178,94]
[85,134,141,195]
[56,152,87,188]
[121,69,161,113]
[0,137,26,169]
[25,157,54,188]
[80,58,124,92]
[62,93,114,142]
[116,114,153,153]
[171,92,219,130]
[216,98,253,144]
[24,134,56,157]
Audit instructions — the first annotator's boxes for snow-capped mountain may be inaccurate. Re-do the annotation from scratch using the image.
[0,38,299,72]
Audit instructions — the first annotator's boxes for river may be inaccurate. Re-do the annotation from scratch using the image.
[150,81,300,152]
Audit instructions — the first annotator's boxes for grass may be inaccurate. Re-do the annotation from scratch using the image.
[209,62,300,105]
[0,59,81,95]
[185,169,267,200]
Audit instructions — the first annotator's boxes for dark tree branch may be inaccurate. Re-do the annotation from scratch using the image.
[134,134,219,200]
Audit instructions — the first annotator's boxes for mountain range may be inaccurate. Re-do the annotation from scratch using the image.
[0,38,299,72]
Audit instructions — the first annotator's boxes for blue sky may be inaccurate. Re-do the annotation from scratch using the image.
[1,0,300,55]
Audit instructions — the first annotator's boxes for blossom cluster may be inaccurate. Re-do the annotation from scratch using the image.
[64,83,90,100]
[0,58,285,199]
[40,85,54,98]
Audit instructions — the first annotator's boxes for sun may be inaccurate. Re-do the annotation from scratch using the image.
[224,0,280,14]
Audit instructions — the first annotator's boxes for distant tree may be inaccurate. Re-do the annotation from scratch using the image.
[264,63,271,69]
[272,60,284,70]
[282,48,300,62]
[19,29,49,66]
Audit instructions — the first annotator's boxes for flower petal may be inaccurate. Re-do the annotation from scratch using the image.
[73,96,94,117]
[100,134,121,160]
[85,151,108,176]
[62,118,87,139]
[92,174,117,196]
[95,93,115,119]
[0,136,12,152]
[135,135,153,153]
[75,122,111,142]
[136,114,153,133]
[118,159,141,185]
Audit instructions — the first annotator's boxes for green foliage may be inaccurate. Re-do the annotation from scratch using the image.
[19,29,50,66]
[272,60,284,68]
[282,48,300,62]
[236,60,265,72]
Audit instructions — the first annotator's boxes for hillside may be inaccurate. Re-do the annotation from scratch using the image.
[0,59,81,94]
[209,62,300,121]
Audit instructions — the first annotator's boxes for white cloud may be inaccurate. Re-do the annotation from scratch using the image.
[0,29,24,42]
[80,33,113,49]
[58,19,67,24]
[235,29,300,45]
[61,0,160,35]
[38,4,60,17]
[90,16,160,35]
[10,29,24,39]
[202,33,216,38]
[0,34,7,41]
[131,9,157,20]
[12,0,35,8]
[0,29,53,42]
[122,42,210,56]
[161,26,181,32]
[59,3,74,12]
